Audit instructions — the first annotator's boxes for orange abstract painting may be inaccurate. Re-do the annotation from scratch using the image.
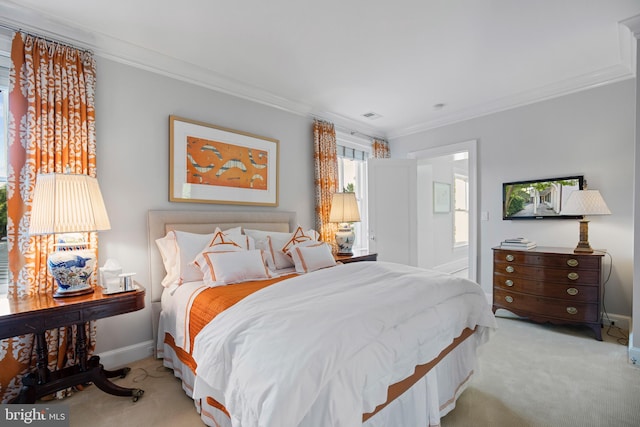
[186,137,268,190]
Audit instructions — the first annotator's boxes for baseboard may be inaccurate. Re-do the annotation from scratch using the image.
[96,340,155,370]
[600,313,631,331]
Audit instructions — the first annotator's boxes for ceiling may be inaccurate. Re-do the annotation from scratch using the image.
[1,0,639,138]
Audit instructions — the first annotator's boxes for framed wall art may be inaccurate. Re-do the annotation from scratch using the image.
[433,181,451,213]
[169,115,279,206]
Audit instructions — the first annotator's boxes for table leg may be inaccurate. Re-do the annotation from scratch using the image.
[35,332,50,383]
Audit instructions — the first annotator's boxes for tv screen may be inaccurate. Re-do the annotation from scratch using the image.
[503,175,584,220]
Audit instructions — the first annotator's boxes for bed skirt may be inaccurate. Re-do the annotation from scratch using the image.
[159,327,488,427]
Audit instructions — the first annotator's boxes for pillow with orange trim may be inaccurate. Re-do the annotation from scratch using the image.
[197,249,273,287]
[156,227,245,287]
[287,241,336,274]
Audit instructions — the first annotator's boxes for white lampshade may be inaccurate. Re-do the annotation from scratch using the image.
[329,192,361,223]
[29,173,111,235]
[560,190,611,216]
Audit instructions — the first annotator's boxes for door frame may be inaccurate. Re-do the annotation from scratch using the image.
[407,140,478,282]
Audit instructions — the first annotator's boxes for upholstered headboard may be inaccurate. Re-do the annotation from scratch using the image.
[147,210,297,344]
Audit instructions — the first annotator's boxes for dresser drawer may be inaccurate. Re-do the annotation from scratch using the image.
[493,274,598,302]
[494,261,600,285]
[493,288,598,322]
[494,250,600,270]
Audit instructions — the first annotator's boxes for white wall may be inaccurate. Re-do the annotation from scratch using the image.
[93,58,315,360]
[391,80,636,320]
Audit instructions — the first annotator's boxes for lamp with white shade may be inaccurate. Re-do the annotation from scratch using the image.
[329,192,361,255]
[29,173,111,297]
[560,188,611,253]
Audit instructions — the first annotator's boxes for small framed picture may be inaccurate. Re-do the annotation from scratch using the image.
[169,116,279,206]
[433,182,451,213]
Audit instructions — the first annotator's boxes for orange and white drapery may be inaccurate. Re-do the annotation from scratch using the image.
[0,32,98,402]
[372,138,391,159]
[313,120,339,247]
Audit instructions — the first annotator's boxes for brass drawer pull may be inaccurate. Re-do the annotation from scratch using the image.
[567,272,579,281]
[505,279,514,287]
[505,296,514,303]
[566,307,578,315]
[505,266,515,273]
[567,259,579,267]
[505,254,515,262]
[567,287,579,296]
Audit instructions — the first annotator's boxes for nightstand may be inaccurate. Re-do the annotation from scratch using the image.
[0,286,146,403]
[334,249,378,264]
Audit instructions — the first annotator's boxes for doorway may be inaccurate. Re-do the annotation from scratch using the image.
[408,140,477,282]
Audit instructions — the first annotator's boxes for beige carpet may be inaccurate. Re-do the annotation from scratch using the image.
[45,317,639,426]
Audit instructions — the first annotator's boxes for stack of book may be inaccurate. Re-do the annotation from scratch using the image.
[500,238,537,250]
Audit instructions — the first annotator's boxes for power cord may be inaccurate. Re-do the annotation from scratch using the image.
[130,363,173,384]
[599,251,628,346]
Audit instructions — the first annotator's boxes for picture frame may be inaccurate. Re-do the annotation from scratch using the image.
[433,182,451,213]
[169,115,279,206]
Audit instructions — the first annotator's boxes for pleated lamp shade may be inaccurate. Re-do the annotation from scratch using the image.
[29,173,111,235]
[329,192,361,223]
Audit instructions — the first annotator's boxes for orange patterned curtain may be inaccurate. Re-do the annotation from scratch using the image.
[1,32,98,402]
[313,120,338,246]
[372,138,391,159]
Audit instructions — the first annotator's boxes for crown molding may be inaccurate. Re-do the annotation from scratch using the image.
[388,62,634,139]
[2,3,637,140]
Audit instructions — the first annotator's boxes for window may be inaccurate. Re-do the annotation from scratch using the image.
[1,55,8,298]
[336,133,371,251]
[454,174,469,246]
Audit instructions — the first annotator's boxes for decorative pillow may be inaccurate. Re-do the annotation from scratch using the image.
[245,226,320,271]
[244,229,295,270]
[281,226,320,255]
[156,227,243,287]
[197,249,273,287]
[287,241,337,273]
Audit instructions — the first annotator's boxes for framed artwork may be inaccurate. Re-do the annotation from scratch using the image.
[169,115,279,206]
[433,181,451,213]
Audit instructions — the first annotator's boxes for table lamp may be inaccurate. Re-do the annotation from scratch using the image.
[329,192,361,255]
[29,173,111,297]
[560,188,611,253]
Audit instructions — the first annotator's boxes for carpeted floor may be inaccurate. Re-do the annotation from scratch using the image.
[46,316,639,426]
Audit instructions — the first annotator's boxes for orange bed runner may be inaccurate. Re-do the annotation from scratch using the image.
[165,274,295,372]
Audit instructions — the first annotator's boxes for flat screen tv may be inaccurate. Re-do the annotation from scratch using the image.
[503,175,584,220]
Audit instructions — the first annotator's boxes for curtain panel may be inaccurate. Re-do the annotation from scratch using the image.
[372,138,391,159]
[313,120,339,247]
[1,32,98,403]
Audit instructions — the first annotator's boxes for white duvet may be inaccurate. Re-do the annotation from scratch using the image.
[192,261,496,427]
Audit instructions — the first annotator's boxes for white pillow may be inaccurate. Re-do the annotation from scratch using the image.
[244,229,295,270]
[197,249,273,287]
[156,227,244,287]
[155,232,180,288]
[174,230,218,284]
[246,226,320,271]
[287,242,337,273]
[193,227,246,269]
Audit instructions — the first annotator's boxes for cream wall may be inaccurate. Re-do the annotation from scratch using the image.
[390,80,636,322]
[93,58,315,359]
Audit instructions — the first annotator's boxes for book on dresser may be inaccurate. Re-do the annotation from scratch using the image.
[499,237,537,249]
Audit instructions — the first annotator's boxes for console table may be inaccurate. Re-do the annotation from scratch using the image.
[0,286,146,403]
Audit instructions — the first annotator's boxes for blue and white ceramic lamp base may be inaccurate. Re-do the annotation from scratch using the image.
[48,249,96,298]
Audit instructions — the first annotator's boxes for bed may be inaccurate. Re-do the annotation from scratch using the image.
[148,210,496,427]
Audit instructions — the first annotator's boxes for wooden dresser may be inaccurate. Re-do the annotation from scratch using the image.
[492,246,604,340]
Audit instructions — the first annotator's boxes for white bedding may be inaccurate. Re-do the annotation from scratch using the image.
[191,261,496,427]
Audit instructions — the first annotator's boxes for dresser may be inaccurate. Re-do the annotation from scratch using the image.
[492,246,604,340]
